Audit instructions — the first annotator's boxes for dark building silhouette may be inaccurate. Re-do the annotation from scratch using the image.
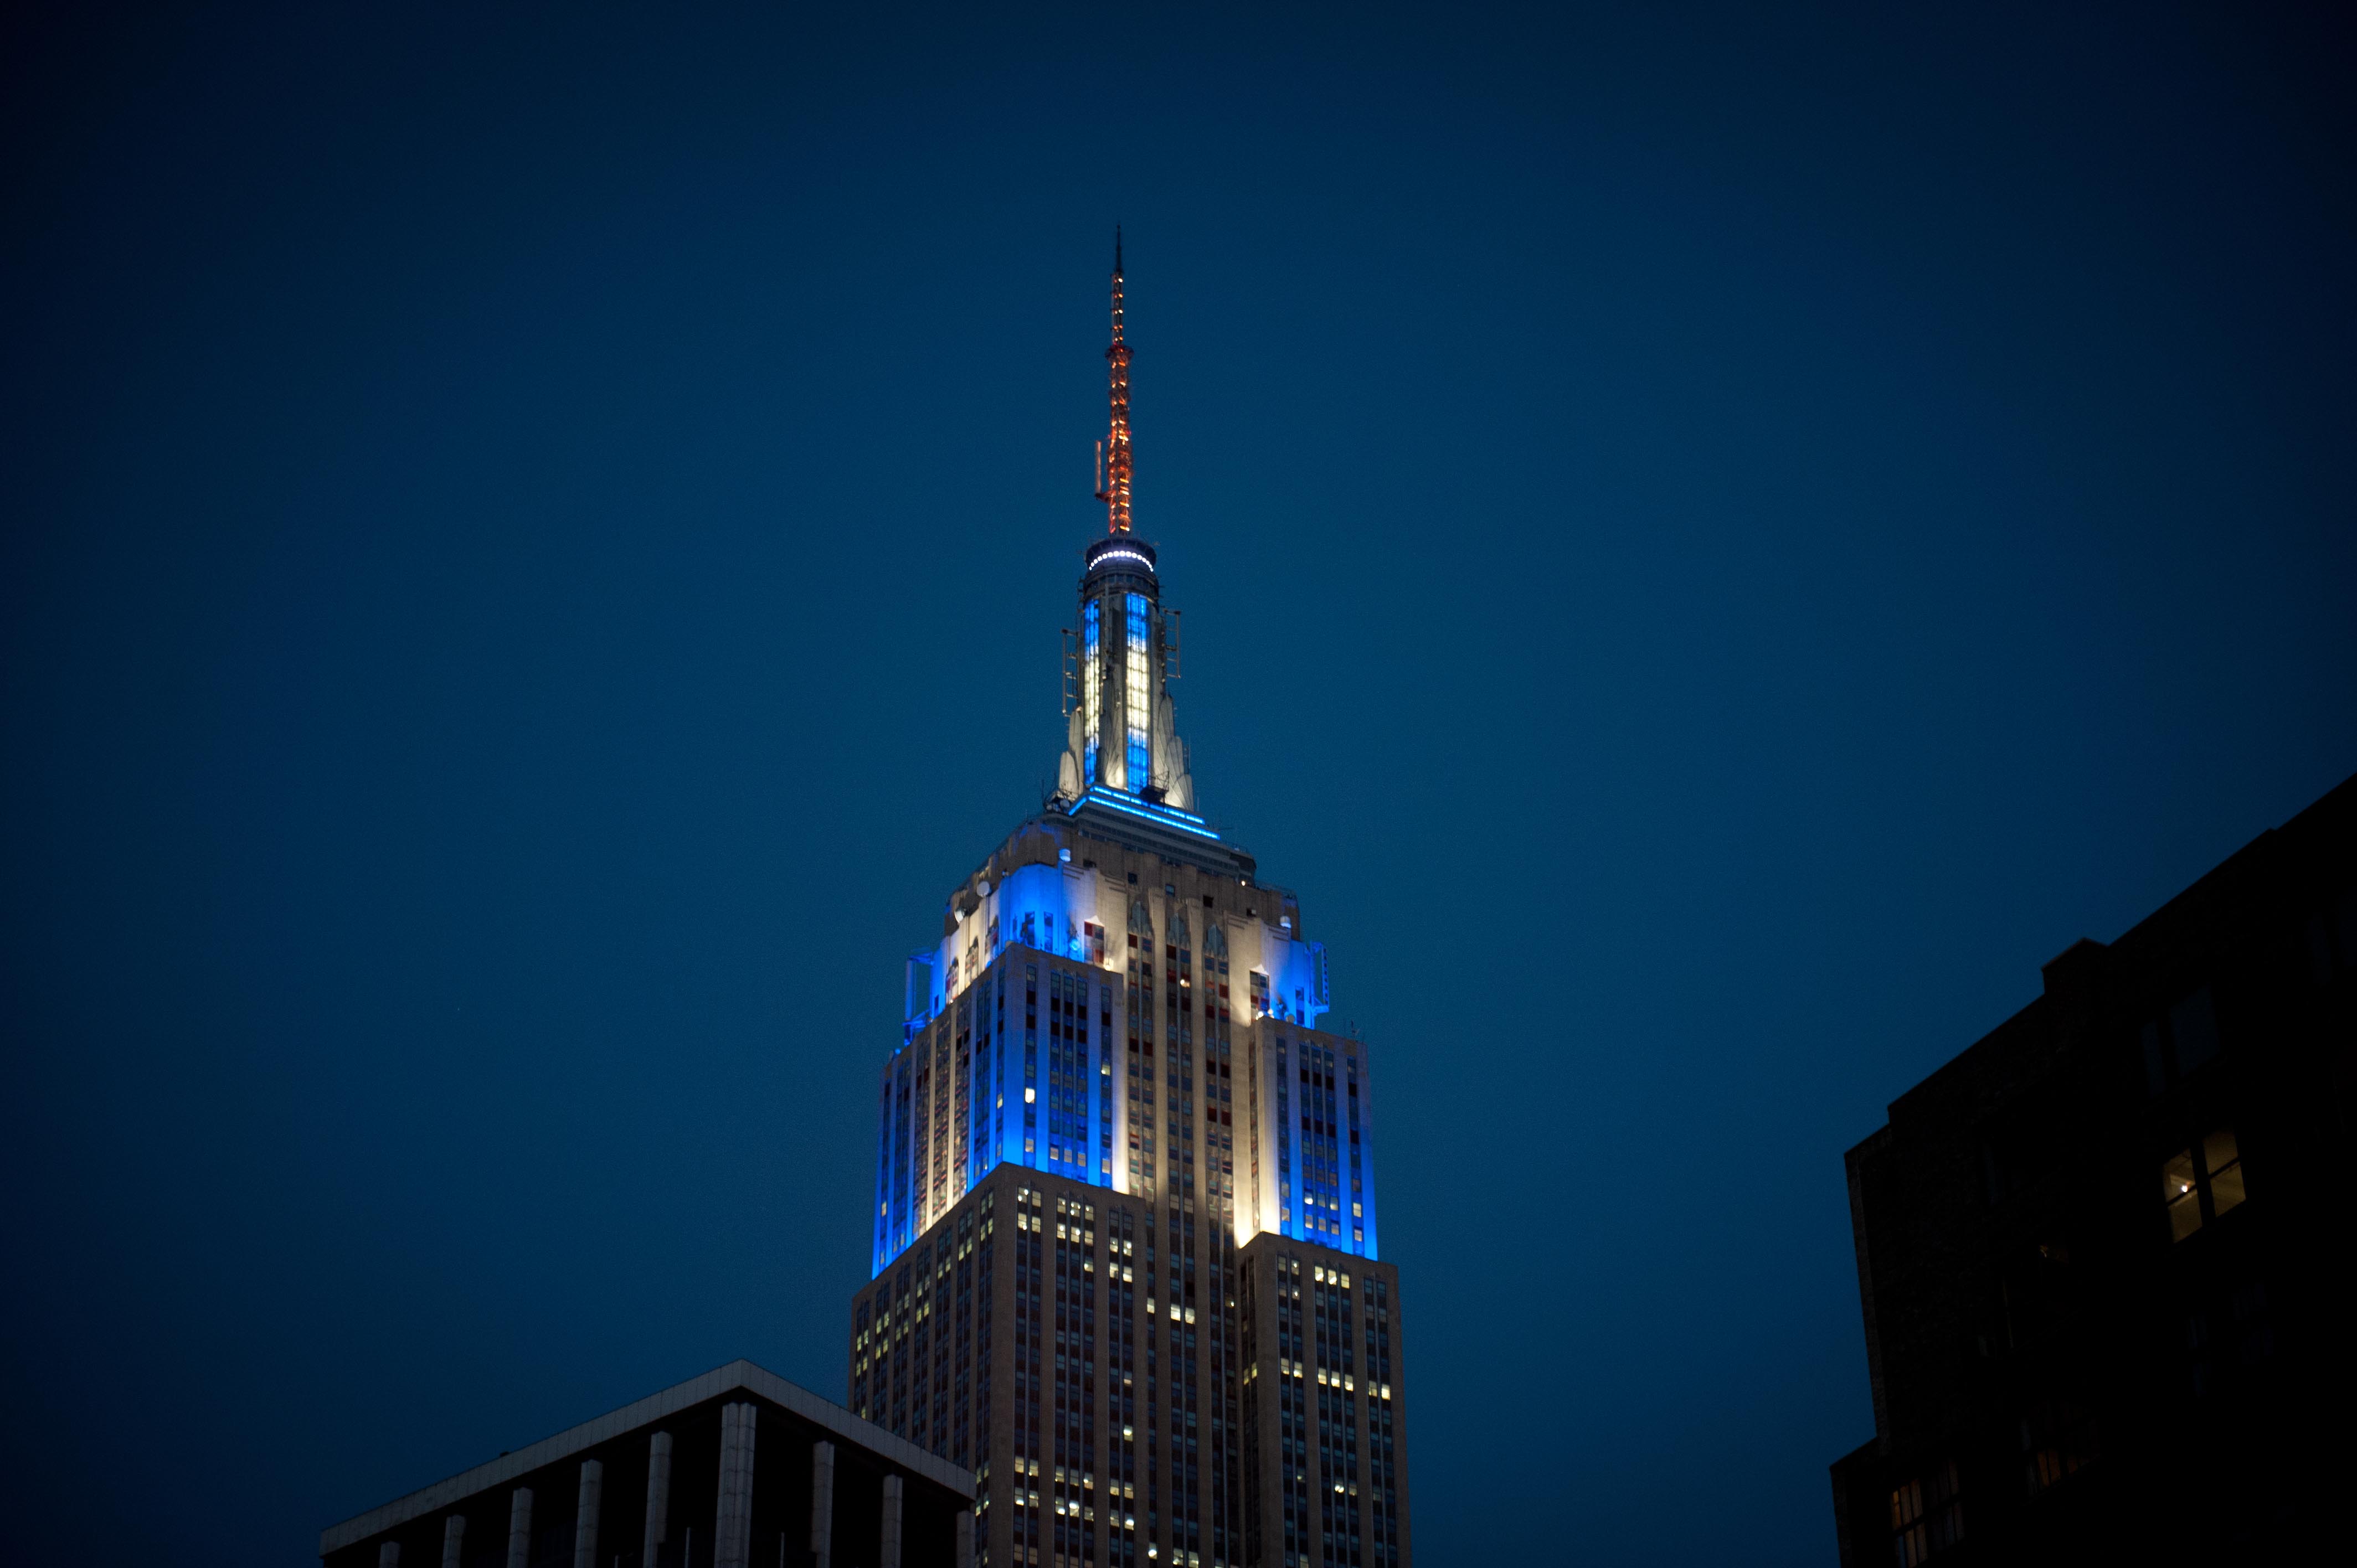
[1829,774,2356,1564]
[321,1361,972,1568]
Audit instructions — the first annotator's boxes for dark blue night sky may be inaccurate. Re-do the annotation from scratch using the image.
[4,4,2353,1564]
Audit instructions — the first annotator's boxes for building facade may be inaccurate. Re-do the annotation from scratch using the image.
[845,245,1412,1568]
[1829,773,2356,1564]
[321,1360,973,1568]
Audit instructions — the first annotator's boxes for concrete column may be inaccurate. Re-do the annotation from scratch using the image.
[573,1458,604,1568]
[809,1441,836,1568]
[955,1509,974,1568]
[880,1476,904,1568]
[506,1487,534,1568]
[644,1430,674,1567]
[441,1515,465,1568]
[714,1402,758,1568]
[379,1543,401,1568]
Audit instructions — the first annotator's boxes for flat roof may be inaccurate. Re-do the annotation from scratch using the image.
[321,1359,972,1555]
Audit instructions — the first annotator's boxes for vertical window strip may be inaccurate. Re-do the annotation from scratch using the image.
[1124,593,1151,792]
[1084,600,1103,785]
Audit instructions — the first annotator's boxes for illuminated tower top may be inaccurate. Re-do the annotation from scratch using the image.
[1097,229,1133,536]
[1058,238,1198,819]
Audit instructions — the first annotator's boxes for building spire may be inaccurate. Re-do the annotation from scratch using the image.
[1098,228,1133,535]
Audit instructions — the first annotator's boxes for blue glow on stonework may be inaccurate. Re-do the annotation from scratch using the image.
[1067,786,1223,841]
[994,863,1102,963]
[873,943,1119,1276]
[1270,1030,1377,1261]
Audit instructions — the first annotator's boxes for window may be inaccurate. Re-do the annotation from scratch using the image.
[2304,885,2357,984]
[2205,1129,2246,1214]
[2231,1280,2273,1365]
[1890,1461,1961,1564]
[2021,1404,2097,1495]
[2141,986,2220,1096]
[2162,1152,2199,1240]
[2163,1127,2245,1242]
[2188,1277,2275,1401]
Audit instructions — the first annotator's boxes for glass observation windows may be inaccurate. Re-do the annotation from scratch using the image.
[1123,592,1150,792]
[2163,1128,2246,1242]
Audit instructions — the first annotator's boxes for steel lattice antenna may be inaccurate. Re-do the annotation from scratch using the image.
[1095,228,1134,535]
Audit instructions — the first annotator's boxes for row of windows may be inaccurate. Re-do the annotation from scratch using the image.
[891,1195,1393,1568]
[985,1184,1247,1568]
[1272,1040,1368,1255]
[1263,1256,1393,1568]
[851,1200,996,1469]
[1885,1402,2104,1566]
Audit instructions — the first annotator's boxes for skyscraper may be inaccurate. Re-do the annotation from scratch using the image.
[846,241,1412,1568]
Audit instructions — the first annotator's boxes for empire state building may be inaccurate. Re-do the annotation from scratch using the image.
[845,241,1412,1568]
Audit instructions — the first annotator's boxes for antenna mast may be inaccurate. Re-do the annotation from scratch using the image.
[1094,228,1134,535]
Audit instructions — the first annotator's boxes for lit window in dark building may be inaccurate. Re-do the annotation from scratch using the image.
[2163,1152,2200,1240]
[2163,1128,2246,1242]
[1832,777,2350,1565]
[1889,1461,1961,1564]
[2021,1404,2098,1495]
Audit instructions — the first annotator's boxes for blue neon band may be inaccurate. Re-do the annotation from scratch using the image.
[1066,787,1223,840]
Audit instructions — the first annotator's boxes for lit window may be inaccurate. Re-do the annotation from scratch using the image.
[2162,1127,2246,1241]
[1888,1461,1960,1563]
[2204,1129,2245,1215]
[2163,1151,2200,1241]
[2021,1404,2097,1494]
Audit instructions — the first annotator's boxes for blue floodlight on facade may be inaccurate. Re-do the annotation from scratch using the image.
[852,262,1411,1568]
[1067,785,1224,841]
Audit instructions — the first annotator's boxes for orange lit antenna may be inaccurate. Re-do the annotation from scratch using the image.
[1094,228,1134,535]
